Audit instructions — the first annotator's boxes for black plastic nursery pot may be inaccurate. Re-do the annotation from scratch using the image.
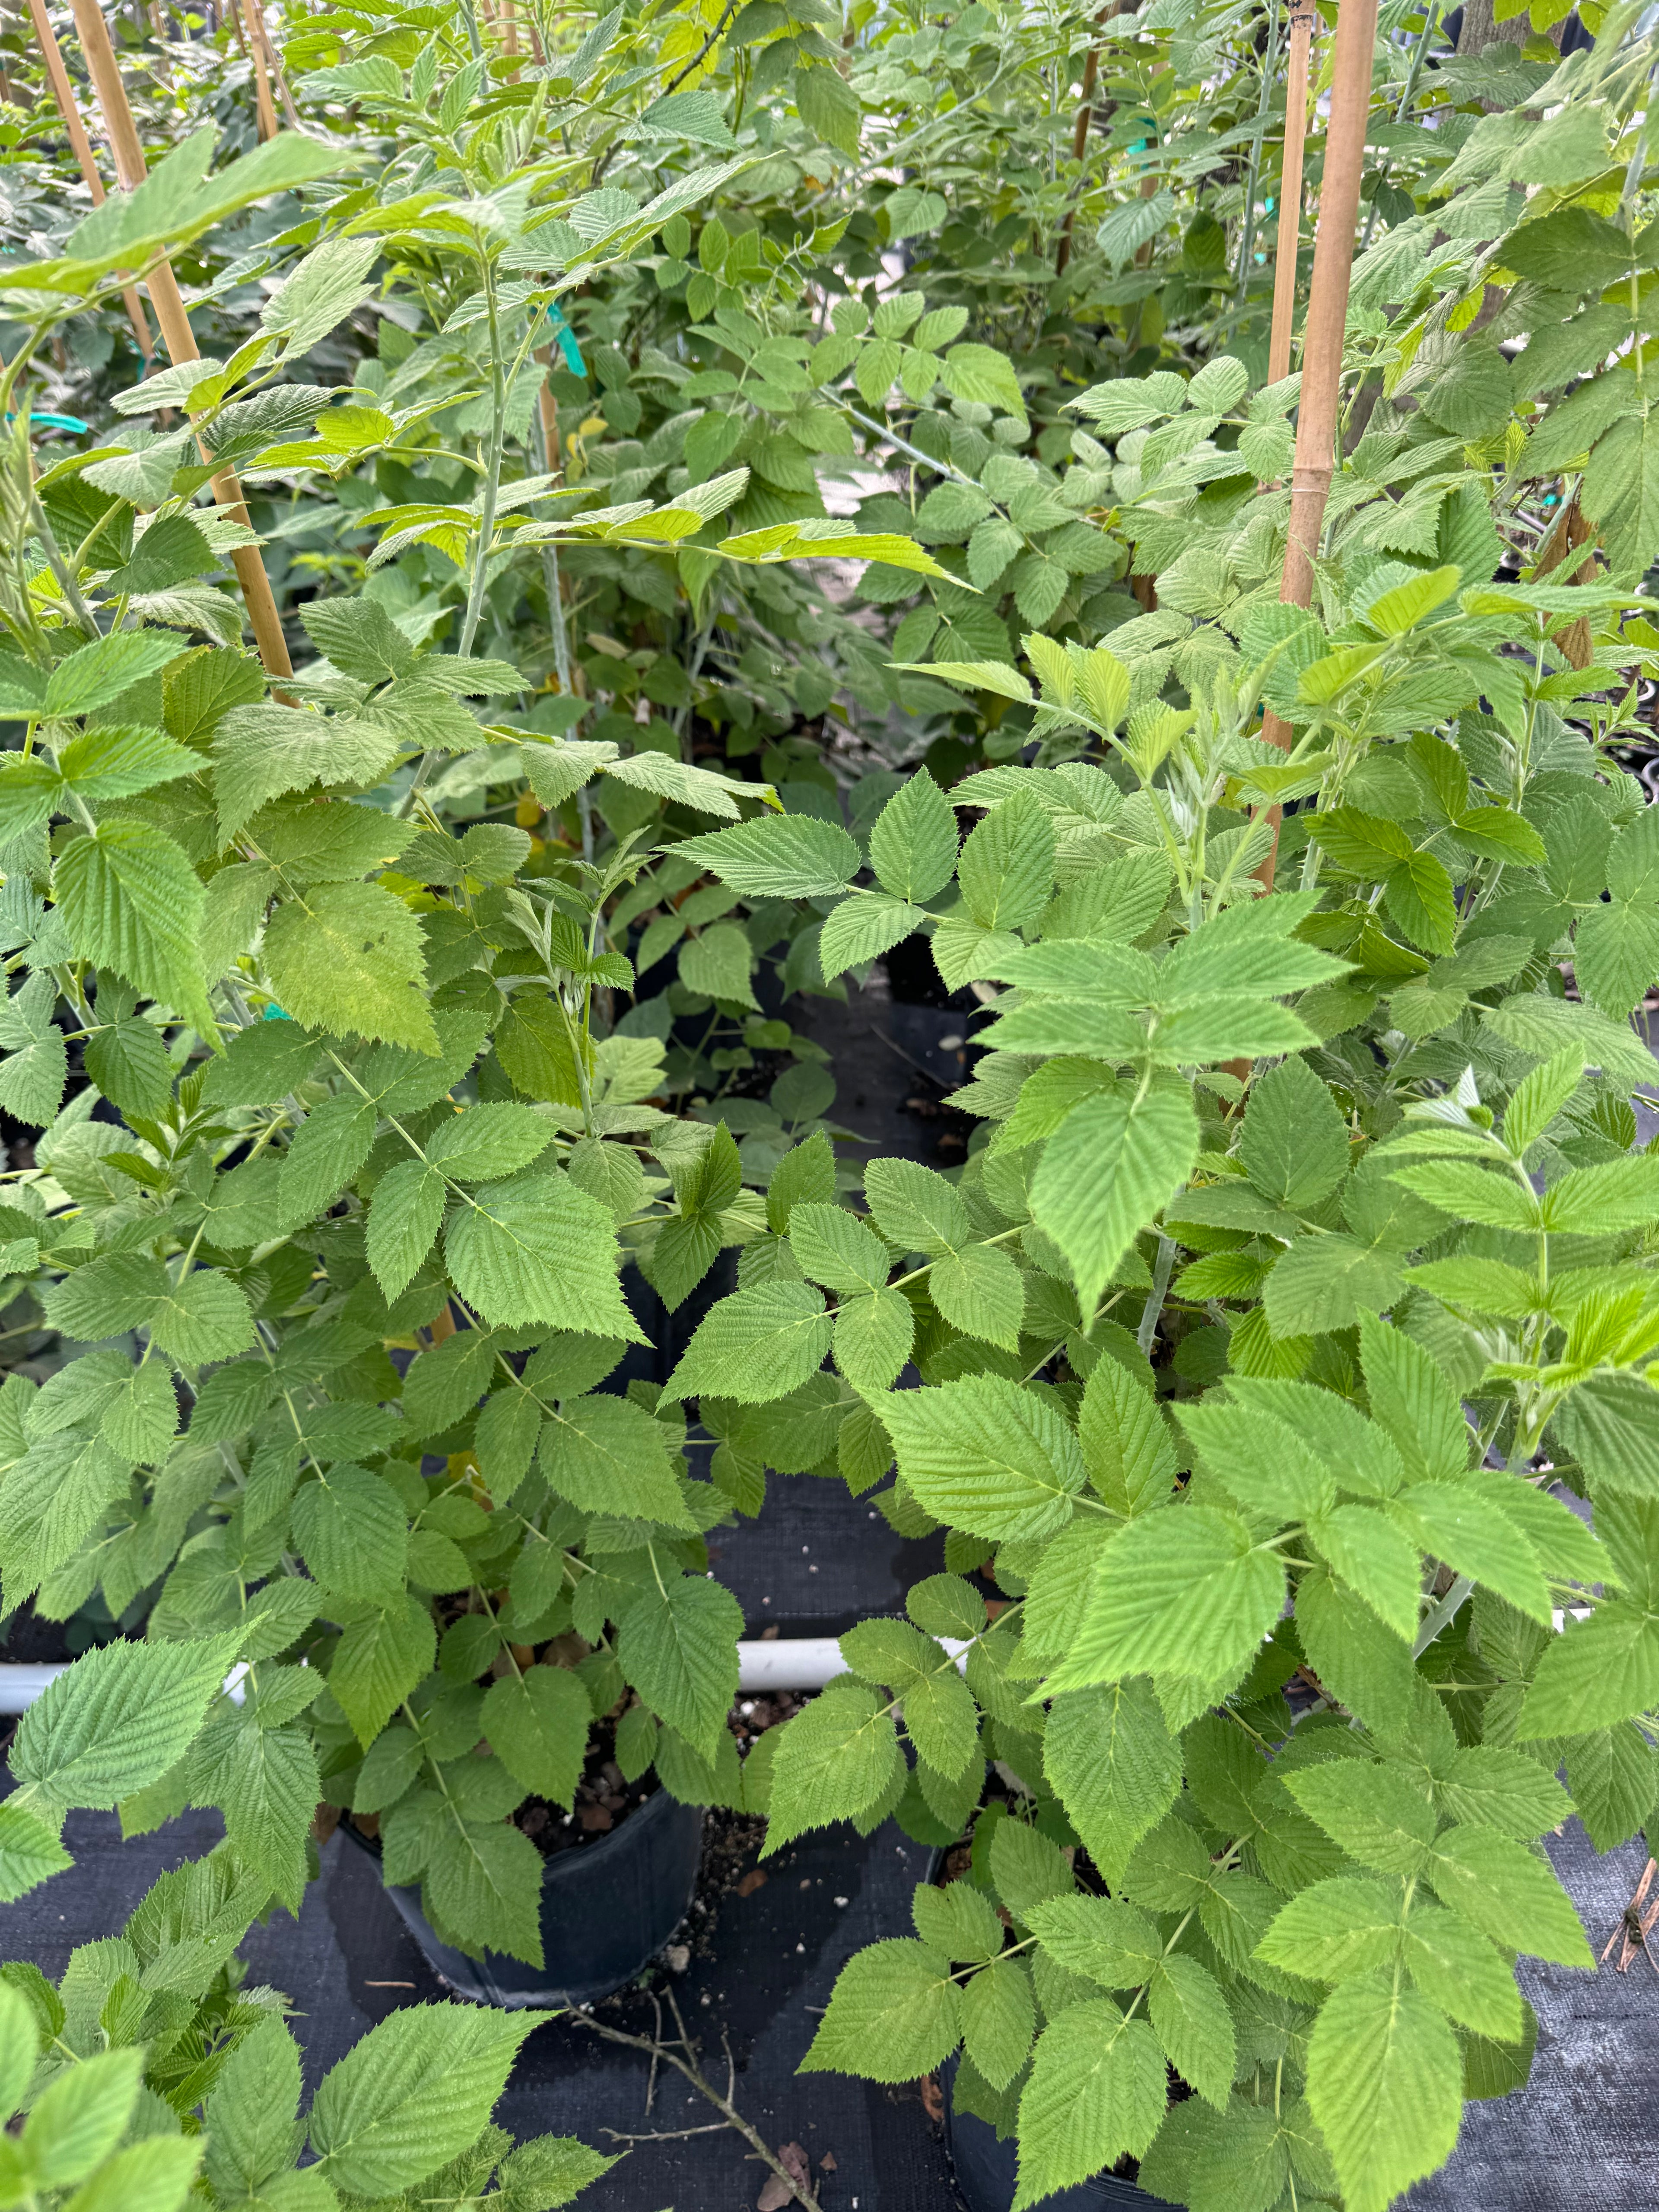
[341,1785,704,2008]
[944,2057,1172,2212]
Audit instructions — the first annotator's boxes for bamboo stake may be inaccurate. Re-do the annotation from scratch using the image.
[69,0,294,682]
[245,0,301,132]
[25,0,154,364]
[146,1,170,82]
[1277,0,1377,614]
[1055,22,1105,276]
[1267,1,1316,384]
[237,0,277,137]
[1255,0,1377,896]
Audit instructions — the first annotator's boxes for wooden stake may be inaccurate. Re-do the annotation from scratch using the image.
[147,2,170,82]
[1267,2,1316,384]
[245,0,301,132]
[70,0,294,683]
[236,0,277,138]
[1255,0,1378,892]
[1055,23,1105,276]
[1278,0,1378,614]
[25,0,154,364]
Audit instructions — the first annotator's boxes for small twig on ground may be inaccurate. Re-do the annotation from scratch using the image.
[1601,1856,1659,1974]
[568,2001,823,2211]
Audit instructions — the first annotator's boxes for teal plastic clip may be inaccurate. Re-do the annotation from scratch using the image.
[547,303,586,377]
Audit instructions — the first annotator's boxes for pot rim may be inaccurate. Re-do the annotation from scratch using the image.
[337,1771,682,1888]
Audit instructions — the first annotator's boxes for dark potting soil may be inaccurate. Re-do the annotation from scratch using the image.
[505,1691,806,1861]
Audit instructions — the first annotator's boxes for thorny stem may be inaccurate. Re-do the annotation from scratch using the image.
[568,1992,822,2212]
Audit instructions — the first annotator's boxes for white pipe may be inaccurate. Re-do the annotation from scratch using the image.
[0,1663,67,1713]
[737,1636,971,1691]
[0,1639,969,1714]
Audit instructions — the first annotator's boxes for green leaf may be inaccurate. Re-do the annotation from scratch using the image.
[833,1285,915,1393]
[185,1707,319,1914]
[1012,2001,1166,2210]
[1149,1955,1236,2110]
[869,767,958,902]
[763,1681,902,1853]
[1078,1357,1177,1517]
[292,1464,409,1602]
[541,1392,694,1525]
[0,975,66,1127]
[794,60,862,156]
[1024,1893,1163,1988]
[1178,1400,1335,1524]
[1403,1904,1523,2040]
[1031,1078,1199,1315]
[83,1012,171,1122]
[308,2005,539,2197]
[1285,1762,1436,1874]
[203,2014,303,2199]
[678,920,758,1007]
[675,814,861,897]
[425,1104,555,1182]
[958,794,1054,931]
[214,705,397,844]
[263,882,437,1055]
[962,1958,1036,2091]
[1306,1972,1462,2212]
[43,630,189,717]
[0,1801,73,1903]
[1358,1312,1470,1485]
[1425,1824,1591,1965]
[330,1597,437,1748]
[1042,1682,1182,1883]
[1256,1876,1405,1982]
[446,1172,643,1340]
[801,1939,961,2080]
[817,891,925,981]
[482,1667,591,1810]
[23,2049,145,2189]
[10,1633,237,1817]
[864,1156,971,1256]
[667,1280,833,1403]
[881,1373,1085,1539]
[1240,1055,1350,1208]
[929,1240,1025,1348]
[616,1576,742,1761]
[366,1160,447,1300]
[1519,1603,1659,1737]
[54,820,210,1032]
[1043,1504,1284,1694]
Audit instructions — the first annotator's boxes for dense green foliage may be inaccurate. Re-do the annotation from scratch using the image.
[0,0,1655,2206]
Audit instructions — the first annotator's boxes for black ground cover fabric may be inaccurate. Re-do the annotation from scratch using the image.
[6,1800,1653,2209]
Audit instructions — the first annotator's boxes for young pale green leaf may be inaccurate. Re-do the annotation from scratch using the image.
[1044,1504,1284,1694]
[1042,1682,1181,1883]
[801,1939,961,2081]
[1031,1078,1198,1316]
[763,1681,902,1855]
[308,2005,540,2197]
[1013,2001,1166,2211]
[10,1633,239,1818]
[881,1373,1085,1539]
[1306,1972,1462,2212]
[666,1279,833,1403]
[674,814,861,897]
